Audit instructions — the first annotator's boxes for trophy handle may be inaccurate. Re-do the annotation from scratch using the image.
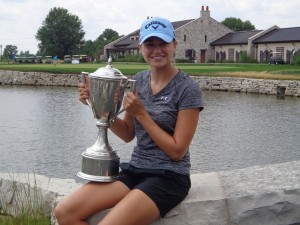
[81,72,92,108]
[128,79,137,93]
[110,79,137,122]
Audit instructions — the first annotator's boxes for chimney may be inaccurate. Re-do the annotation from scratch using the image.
[200,5,210,19]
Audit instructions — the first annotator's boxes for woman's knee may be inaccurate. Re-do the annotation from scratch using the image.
[54,201,65,223]
[54,200,75,224]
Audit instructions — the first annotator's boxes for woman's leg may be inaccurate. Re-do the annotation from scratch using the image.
[99,189,160,225]
[54,180,130,225]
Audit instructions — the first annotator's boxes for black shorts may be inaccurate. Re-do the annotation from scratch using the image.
[119,163,191,217]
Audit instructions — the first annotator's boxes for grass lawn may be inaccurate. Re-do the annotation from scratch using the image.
[1,62,300,80]
[0,214,50,225]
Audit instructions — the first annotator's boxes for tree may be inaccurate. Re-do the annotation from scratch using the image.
[81,40,96,56]
[36,7,85,58]
[19,50,32,57]
[3,45,18,59]
[97,28,120,42]
[93,28,123,58]
[221,17,255,31]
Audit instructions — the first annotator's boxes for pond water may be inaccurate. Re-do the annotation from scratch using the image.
[0,85,299,182]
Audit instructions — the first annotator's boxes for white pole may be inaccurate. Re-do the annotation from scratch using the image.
[0,44,2,63]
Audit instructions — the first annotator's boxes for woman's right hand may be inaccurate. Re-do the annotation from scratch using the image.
[78,82,90,105]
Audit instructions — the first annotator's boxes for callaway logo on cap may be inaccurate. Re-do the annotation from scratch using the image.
[139,17,176,44]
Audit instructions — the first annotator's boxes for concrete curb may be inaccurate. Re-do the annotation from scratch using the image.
[1,160,300,225]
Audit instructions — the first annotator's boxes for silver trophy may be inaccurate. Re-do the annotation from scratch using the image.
[77,57,136,182]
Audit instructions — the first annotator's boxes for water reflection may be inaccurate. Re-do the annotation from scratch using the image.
[193,91,300,173]
[0,85,299,182]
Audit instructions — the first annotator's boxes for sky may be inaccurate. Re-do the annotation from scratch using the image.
[0,0,299,54]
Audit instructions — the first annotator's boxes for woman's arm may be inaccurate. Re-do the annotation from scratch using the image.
[109,112,135,143]
[124,92,200,161]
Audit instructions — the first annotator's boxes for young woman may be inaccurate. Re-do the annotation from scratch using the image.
[54,16,204,225]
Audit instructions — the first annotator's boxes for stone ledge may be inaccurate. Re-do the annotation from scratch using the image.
[1,70,300,96]
[0,160,300,225]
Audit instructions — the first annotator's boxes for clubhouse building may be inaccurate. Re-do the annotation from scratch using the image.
[104,6,300,64]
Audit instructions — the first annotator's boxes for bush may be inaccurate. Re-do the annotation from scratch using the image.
[240,51,257,63]
[207,59,216,63]
[115,54,145,63]
[0,174,50,225]
[220,59,235,63]
[175,58,191,63]
[292,53,300,66]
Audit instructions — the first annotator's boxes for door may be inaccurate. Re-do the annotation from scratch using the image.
[200,50,206,63]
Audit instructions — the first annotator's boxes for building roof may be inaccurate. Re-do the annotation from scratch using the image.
[252,27,300,43]
[172,19,194,30]
[210,30,262,45]
[211,27,300,46]
[106,19,194,50]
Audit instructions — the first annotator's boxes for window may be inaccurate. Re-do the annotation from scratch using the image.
[276,47,284,59]
[236,51,240,62]
[205,35,207,42]
[184,34,186,42]
[216,52,220,62]
[220,51,226,61]
[130,36,139,41]
[185,49,195,60]
[228,48,234,61]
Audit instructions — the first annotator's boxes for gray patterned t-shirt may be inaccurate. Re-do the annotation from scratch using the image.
[129,70,204,175]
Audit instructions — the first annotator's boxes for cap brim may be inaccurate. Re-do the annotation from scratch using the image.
[140,33,173,45]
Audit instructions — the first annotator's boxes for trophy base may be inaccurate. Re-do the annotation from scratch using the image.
[78,152,120,182]
[77,172,119,182]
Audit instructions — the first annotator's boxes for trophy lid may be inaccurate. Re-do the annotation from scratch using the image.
[90,56,127,79]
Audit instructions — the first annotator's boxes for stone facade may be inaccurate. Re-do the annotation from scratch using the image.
[175,7,232,63]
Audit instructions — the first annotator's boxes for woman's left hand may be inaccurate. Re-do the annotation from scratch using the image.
[123,91,145,116]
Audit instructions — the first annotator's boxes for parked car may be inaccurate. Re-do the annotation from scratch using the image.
[72,55,80,64]
[16,57,36,63]
[80,55,88,63]
[36,56,43,64]
[45,56,52,64]
[64,55,72,63]
[269,52,284,65]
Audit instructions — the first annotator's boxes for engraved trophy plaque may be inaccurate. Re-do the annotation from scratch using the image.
[77,57,136,182]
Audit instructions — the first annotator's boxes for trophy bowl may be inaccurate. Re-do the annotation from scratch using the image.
[77,57,136,182]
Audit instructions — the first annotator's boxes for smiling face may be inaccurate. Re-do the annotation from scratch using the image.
[140,37,177,69]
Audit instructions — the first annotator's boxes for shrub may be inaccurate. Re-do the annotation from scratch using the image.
[0,174,50,225]
[115,54,145,63]
[175,58,191,63]
[292,53,300,66]
[207,59,216,63]
[240,51,257,63]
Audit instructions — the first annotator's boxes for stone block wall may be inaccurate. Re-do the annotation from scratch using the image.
[1,70,299,97]
[1,160,300,225]
[193,76,300,97]
[0,70,81,87]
